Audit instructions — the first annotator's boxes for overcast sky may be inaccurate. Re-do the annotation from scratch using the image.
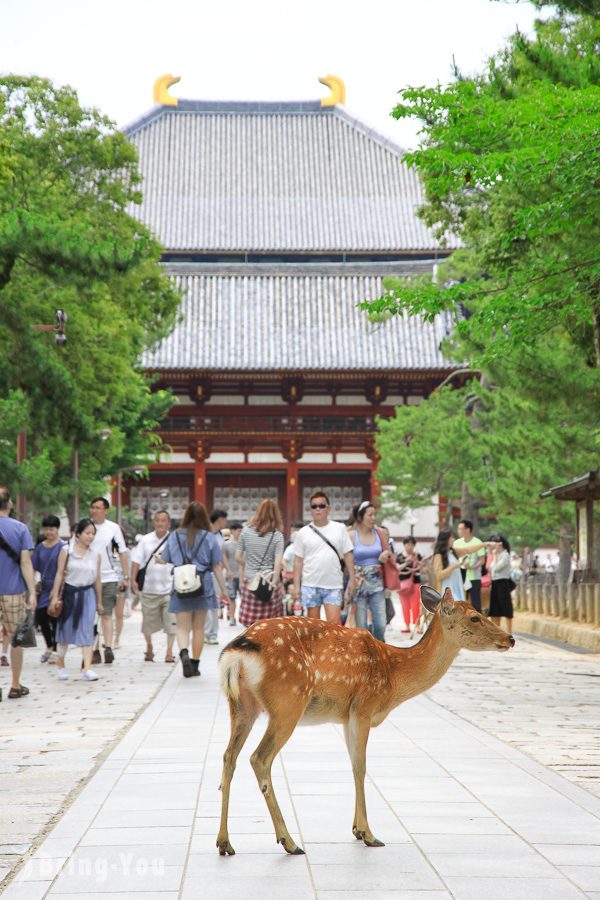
[2,0,543,148]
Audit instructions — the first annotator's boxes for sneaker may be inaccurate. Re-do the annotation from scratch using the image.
[104,647,114,664]
[228,617,236,626]
[40,651,52,663]
[92,649,102,665]
[204,636,219,645]
[83,670,99,681]
[57,669,69,680]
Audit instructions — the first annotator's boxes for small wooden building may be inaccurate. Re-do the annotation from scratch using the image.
[121,80,457,532]
[541,470,599,581]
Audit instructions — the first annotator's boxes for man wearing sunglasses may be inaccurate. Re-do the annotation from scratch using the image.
[292,491,355,624]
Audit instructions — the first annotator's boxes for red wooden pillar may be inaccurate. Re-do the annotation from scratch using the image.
[193,441,209,505]
[438,496,449,527]
[282,440,302,536]
[365,437,380,505]
[286,461,299,535]
[194,459,206,504]
[370,462,379,504]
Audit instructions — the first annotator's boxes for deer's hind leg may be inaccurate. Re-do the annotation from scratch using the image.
[250,696,307,855]
[344,715,384,847]
[216,691,259,856]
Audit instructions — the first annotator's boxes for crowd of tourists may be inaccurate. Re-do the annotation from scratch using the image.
[0,482,517,698]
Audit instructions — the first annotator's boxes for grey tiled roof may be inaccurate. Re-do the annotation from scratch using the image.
[125,101,457,253]
[142,271,455,371]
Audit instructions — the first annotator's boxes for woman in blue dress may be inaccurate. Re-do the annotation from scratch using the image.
[50,518,103,681]
[157,502,228,678]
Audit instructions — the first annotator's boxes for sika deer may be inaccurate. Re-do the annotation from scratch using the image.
[216,585,514,855]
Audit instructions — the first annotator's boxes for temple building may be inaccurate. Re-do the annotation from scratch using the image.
[121,76,457,534]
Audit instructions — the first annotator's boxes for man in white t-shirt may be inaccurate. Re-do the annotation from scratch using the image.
[130,511,175,662]
[292,490,356,625]
[89,497,129,664]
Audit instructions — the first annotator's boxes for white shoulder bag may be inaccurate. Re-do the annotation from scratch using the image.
[173,532,208,599]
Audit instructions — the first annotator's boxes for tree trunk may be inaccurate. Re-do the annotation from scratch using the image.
[558,522,574,585]
[460,481,481,533]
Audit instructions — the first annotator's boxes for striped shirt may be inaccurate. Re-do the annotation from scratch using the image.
[237,526,284,578]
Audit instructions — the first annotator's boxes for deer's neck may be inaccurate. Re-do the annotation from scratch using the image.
[387,614,459,707]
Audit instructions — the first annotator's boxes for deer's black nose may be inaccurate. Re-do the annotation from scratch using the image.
[509,636,515,647]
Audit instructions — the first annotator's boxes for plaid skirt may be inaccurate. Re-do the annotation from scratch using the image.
[238,577,284,627]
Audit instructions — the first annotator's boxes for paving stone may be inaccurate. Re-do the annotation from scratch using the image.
[3,619,600,899]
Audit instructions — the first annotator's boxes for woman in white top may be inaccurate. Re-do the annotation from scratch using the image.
[488,533,514,634]
[50,518,102,681]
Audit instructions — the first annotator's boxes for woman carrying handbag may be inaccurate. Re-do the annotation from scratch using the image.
[236,499,284,627]
[396,537,423,634]
[49,518,103,682]
[155,501,228,678]
[349,501,392,643]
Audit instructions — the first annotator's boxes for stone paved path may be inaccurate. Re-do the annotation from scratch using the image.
[0,605,176,886]
[2,617,600,899]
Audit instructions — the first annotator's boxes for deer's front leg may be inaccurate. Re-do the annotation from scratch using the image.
[344,714,384,847]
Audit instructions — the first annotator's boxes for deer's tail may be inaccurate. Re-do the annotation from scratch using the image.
[218,634,263,703]
[218,652,243,701]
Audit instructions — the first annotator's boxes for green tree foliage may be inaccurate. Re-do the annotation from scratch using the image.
[366,12,600,545]
[0,76,179,516]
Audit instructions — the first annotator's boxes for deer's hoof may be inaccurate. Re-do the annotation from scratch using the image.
[216,839,235,856]
[279,837,305,855]
[364,836,385,847]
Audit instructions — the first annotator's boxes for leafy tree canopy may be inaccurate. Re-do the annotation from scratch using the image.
[0,77,180,518]
[367,11,600,547]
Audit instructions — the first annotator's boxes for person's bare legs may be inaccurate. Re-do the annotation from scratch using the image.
[144,635,154,659]
[114,592,126,648]
[323,603,342,625]
[101,615,113,650]
[82,646,93,673]
[176,611,192,652]
[307,606,321,620]
[10,644,23,690]
[166,633,175,659]
[191,610,207,659]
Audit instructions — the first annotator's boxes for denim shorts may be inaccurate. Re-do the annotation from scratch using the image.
[302,586,343,608]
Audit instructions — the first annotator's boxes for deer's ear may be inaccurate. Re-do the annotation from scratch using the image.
[420,585,442,613]
[440,587,455,613]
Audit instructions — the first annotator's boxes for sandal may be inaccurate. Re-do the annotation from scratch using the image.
[144,650,154,662]
[8,684,29,699]
[165,655,176,663]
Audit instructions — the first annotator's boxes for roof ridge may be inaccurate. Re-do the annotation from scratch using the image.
[123,98,329,135]
[122,100,407,159]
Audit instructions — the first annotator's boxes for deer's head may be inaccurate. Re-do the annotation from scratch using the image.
[421,586,515,652]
